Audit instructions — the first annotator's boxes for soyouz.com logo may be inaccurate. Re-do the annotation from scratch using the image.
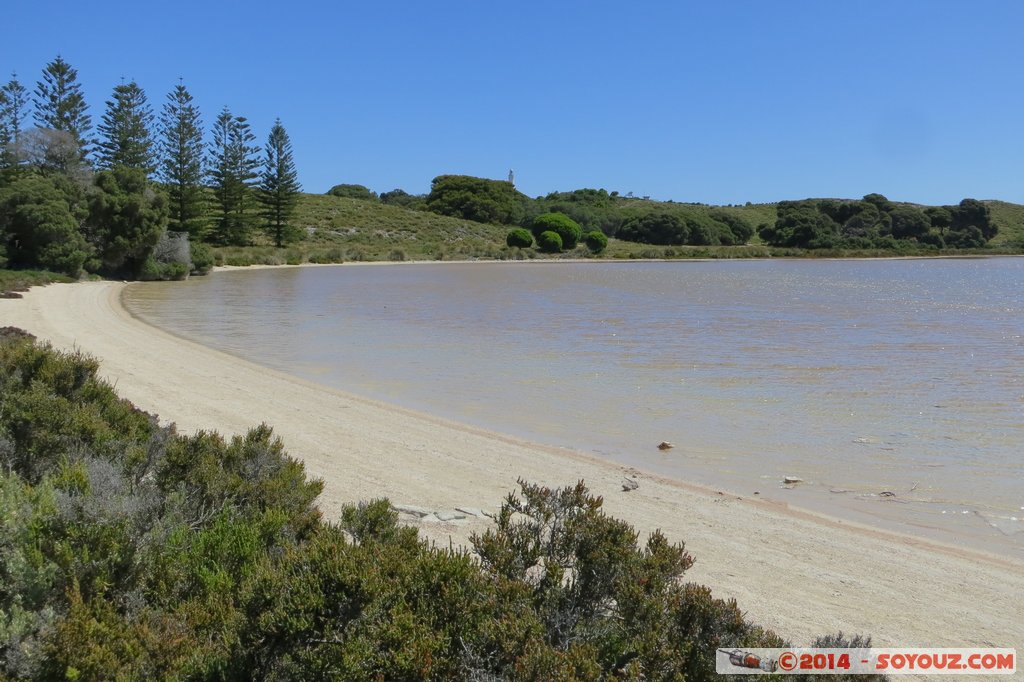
[715,648,1016,675]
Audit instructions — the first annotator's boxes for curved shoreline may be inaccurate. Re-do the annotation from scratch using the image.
[2,277,1022,651]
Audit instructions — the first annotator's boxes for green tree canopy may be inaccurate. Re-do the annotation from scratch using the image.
[1,74,29,168]
[618,211,690,245]
[925,206,952,234]
[380,188,425,209]
[759,200,840,248]
[209,107,260,245]
[950,198,996,241]
[96,80,156,175]
[425,174,528,225]
[158,82,207,237]
[0,172,90,276]
[535,188,623,234]
[87,166,168,276]
[32,56,91,159]
[841,202,884,239]
[888,205,931,240]
[327,183,376,201]
[258,119,302,247]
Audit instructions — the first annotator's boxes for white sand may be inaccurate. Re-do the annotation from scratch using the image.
[2,278,1022,653]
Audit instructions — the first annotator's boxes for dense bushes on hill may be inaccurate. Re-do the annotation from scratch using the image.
[426,175,530,226]
[537,230,563,253]
[531,212,582,249]
[584,229,608,253]
[327,183,377,201]
[505,227,533,248]
[758,195,998,249]
[0,331,879,679]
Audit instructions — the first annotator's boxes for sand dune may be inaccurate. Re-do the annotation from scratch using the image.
[2,277,1021,652]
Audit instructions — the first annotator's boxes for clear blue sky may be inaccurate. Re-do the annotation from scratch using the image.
[3,1,1022,205]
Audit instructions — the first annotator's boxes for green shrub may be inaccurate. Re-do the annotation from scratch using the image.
[532,212,582,249]
[138,257,189,281]
[537,230,563,253]
[0,174,91,277]
[506,228,533,248]
[584,230,608,253]
[189,241,215,275]
[326,184,377,201]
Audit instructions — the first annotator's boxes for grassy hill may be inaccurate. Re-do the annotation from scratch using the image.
[985,200,1024,246]
[214,194,512,265]
[211,192,1021,266]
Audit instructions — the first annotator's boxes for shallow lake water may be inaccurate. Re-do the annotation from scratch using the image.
[124,258,1024,557]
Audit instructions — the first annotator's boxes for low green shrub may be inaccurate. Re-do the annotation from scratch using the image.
[189,241,215,275]
[584,230,608,253]
[532,212,582,249]
[537,230,563,253]
[139,257,189,281]
[506,228,534,248]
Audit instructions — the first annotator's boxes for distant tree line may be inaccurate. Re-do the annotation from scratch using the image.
[759,194,997,250]
[337,176,756,253]
[0,55,304,279]
[343,175,999,254]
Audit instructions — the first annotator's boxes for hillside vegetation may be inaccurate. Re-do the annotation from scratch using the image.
[985,200,1024,246]
[211,188,1024,267]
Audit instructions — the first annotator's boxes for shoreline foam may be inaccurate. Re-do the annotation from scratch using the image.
[2,276,1022,651]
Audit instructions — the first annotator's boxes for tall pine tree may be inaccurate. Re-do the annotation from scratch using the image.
[0,73,29,168]
[158,81,206,237]
[33,55,91,160]
[258,119,301,247]
[209,107,259,245]
[96,80,156,174]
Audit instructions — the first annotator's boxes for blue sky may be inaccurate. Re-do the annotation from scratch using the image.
[3,1,1023,204]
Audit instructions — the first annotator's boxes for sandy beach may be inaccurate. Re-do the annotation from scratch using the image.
[2,276,1022,654]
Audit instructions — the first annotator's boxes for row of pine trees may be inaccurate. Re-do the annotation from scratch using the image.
[0,55,301,247]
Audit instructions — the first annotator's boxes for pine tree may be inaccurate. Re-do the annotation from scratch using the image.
[33,55,92,159]
[96,80,155,174]
[158,81,206,237]
[258,119,301,247]
[209,107,259,245]
[0,73,29,167]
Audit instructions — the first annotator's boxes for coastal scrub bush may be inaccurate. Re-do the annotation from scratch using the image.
[584,229,608,253]
[138,256,189,281]
[506,227,533,248]
[537,230,563,253]
[425,174,527,225]
[87,166,169,277]
[532,212,582,249]
[189,240,214,274]
[0,173,91,277]
[327,183,377,201]
[0,334,882,680]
